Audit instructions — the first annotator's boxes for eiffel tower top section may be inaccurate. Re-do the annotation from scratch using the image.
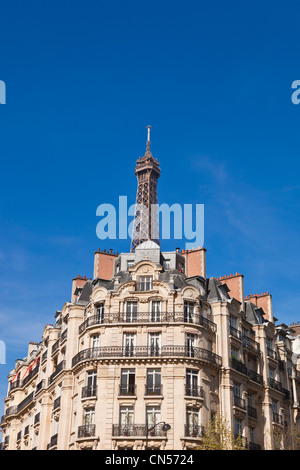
[130,126,161,252]
[135,126,161,178]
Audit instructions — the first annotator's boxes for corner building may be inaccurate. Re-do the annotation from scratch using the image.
[1,138,300,451]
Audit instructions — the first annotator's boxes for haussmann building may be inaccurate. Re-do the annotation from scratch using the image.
[1,131,300,451]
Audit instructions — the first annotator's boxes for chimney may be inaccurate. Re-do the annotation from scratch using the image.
[180,246,206,278]
[245,292,273,322]
[219,273,245,305]
[93,249,118,280]
[71,275,88,303]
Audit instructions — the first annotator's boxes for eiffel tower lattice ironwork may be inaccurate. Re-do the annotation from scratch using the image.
[130,126,161,252]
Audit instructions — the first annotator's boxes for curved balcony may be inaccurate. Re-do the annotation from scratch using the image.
[72,346,222,368]
[78,312,217,335]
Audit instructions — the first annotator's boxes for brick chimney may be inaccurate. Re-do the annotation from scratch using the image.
[180,246,206,278]
[217,273,244,305]
[71,275,89,303]
[93,249,118,280]
[244,292,273,322]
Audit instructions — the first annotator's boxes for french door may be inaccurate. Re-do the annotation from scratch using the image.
[123,333,136,356]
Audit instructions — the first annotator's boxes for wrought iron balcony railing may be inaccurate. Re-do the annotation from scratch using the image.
[34,412,40,425]
[48,360,66,385]
[233,395,246,410]
[119,384,136,396]
[72,346,222,368]
[112,423,167,437]
[78,312,217,334]
[81,385,97,399]
[247,405,257,419]
[145,384,163,395]
[185,385,204,398]
[230,326,242,340]
[53,396,61,410]
[184,424,205,438]
[77,424,96,439]
[242,334,260,352]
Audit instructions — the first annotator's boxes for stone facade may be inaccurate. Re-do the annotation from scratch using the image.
[1,241,300,450]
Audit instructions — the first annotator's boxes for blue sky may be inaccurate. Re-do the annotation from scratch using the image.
[0,0,300,418]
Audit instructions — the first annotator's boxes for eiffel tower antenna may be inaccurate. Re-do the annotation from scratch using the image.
[130,127,161,252]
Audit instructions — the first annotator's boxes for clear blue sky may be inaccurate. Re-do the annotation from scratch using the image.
[0,0,300,416]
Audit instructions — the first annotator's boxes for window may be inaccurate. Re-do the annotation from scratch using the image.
[120,406,134,430]
[231,346,240,360]
[233,382,241,397]
[120,369,135,395]
[146,406,161,435]
[234,417,243,438]
[123,333,136,356]
[125,302,138,322]
[146,369,161,395]
[186,334,196,357]
[138,276,153,291]
[96,303,105,324]
[151,301,161,322]
[186,369,199,396]
[184,302,195,323]
[91,335,100,349]
[83,407,95,426]
[148,333,161,356]
[127,260,134,269]
[249,426,255,444]
[163,259,170,270]
[87,371,97,392]
[186,407,200,436]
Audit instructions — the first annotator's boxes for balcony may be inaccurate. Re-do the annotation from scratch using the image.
[81,386,97,399]
[5,405,18,417]
[268,377,283,393]
[48,433,58,449]
[267,348,278,361]
[42,350,48,363]
[36,379,45,394]
[51,339,60,355]
[272,412,283,425]
[53,396,61,411]
[249,442,261,450]
[22,365,40,387]
[119,384,136,396]
[230,326,242,340]
[247,405,257,419]
[78,312,217,333]
[48,360,66,385]
[61,329,68,342]
[78,424,96,439]
[34,412,40,425]
[112,423,167,437]
[247,369,263,385]
[10,380,21,392]
[231,357,247,375]
[233,395,246,410]
[17,391,35,414]
[72,346,222,368]
[145,384,163,396]
[242,334,260,353]
[185,384,204,399]
[184,424,204,438]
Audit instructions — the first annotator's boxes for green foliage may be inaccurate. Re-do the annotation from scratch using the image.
[197,414,247,450]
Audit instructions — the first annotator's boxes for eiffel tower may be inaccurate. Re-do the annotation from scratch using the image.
[130,126,161,252]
